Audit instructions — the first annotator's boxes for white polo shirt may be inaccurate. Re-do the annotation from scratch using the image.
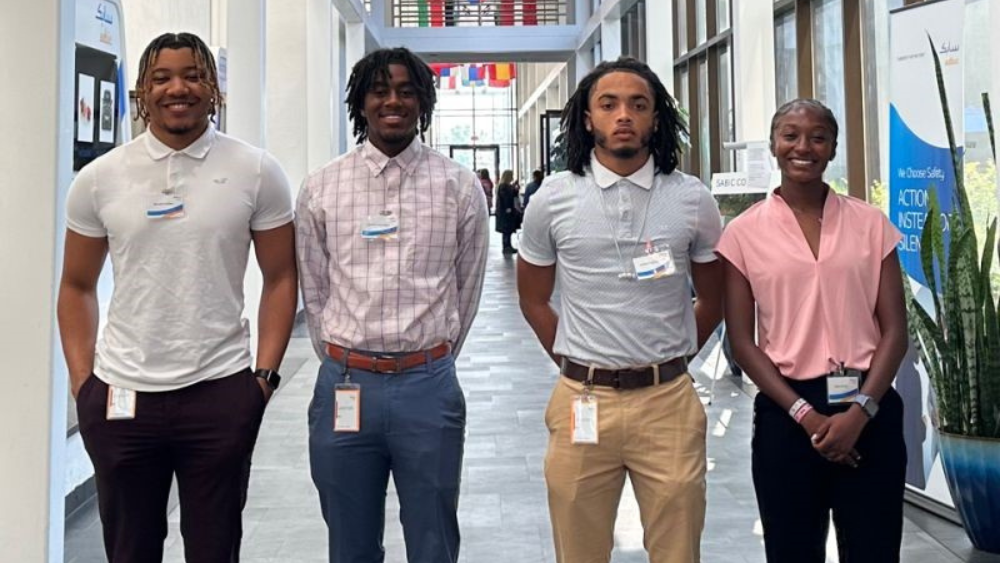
[519,155,722,368]
[66,127,293,391]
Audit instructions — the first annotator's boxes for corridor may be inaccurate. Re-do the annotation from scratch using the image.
[64,230,1000,563]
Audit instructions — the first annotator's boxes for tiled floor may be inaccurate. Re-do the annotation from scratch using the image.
[64,231,1000,562]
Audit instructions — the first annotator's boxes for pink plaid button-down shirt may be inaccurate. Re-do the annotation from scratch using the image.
[296,137,489,358]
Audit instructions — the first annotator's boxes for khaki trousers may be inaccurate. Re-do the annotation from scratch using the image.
[544,374,707,563]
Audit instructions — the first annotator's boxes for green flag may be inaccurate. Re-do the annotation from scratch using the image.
[418,0,429,27]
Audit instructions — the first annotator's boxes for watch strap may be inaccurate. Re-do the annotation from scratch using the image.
[254,369,281,391]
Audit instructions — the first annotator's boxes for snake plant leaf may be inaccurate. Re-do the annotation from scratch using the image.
[979,219,997,306]
[921,189,945,324]
[954,231,980,433]
[984,92,995,161]
[929,34,973,242]
[911,297,950,426]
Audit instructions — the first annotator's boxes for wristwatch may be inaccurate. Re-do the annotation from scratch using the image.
[254,369,282,391]
[853,393,879,419]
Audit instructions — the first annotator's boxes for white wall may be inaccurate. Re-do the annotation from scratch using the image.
[266,1,310,187]
[124,0,213,84]
[0,0,73,560]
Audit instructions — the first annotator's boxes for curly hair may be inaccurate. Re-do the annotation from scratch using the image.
[134,32,221,125]
[562,57,686,176]
[346,47,437,145]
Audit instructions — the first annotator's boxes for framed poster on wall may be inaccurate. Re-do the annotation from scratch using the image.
[74,44,118,171]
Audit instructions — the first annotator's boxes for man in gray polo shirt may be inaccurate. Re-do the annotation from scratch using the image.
[517,57,723,563]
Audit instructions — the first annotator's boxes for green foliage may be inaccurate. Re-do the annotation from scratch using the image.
[869,179,888,212]
[910,37,1000,438]
[717,194,766,221]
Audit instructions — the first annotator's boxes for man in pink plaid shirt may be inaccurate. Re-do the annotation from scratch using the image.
[295,47,488,563]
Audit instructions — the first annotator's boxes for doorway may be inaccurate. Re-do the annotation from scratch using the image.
[449,144,501,181]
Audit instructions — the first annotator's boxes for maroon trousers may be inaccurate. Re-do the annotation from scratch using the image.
[77,369,266,563]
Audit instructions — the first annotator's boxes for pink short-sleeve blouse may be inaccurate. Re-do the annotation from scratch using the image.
[715,191,902,380]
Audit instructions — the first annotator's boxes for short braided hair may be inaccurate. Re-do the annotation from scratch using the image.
[134,32,221,125]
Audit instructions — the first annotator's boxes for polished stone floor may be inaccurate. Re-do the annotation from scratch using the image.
[64,231,1000,563]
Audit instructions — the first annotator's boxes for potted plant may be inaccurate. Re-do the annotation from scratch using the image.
[909,36,1000,553]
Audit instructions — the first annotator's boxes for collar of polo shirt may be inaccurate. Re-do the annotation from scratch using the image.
[590,150,655,191]
[144,126,216,161]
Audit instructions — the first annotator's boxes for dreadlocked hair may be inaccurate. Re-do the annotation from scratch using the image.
[562,57,686,176]
[134,32,221,125]
[346,47,437,145]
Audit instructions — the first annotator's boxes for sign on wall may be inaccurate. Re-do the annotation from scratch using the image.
[888,0,965,509]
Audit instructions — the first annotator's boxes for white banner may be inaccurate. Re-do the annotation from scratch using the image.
[889,0,965,509]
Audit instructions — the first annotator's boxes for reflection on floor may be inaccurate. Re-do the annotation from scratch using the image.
[65,232,1000,563]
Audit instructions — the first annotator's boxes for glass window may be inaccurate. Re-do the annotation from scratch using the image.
[812,0,847,189]
[431,75,518,180]
[717,0,730,32]
[774,9,797,107]
[696,0,707,45]
[676,0,688,56]
[621,0,646,59]
[699,57,711,182]
[719,45,734,171]
[963,0,997,241]
[677,66,691,171]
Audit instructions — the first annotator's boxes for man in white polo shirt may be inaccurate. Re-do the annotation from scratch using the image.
[518,58,724,563]
[57,32,296,562]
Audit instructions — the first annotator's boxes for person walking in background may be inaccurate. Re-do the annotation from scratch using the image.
[495,169,521,254]
[518,57,723,563]
[296,46,489,563]
[479,168,494,214]
[58,32,297,562]
[716,98,908,562]
[522,168,544,208]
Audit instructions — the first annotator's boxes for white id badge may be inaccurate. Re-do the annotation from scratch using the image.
[827,375,860,404]
[146,194,185,219]
[361,211,399,240]
[106,385,136,420]
[571,395,599,444]
[632,248,676,281]
[334,384,361,432]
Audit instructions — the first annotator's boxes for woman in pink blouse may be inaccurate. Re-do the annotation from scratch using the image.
[716,99,908,563]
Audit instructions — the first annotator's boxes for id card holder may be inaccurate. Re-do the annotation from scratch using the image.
[361,211,399,240]
[571,394,599,445]
[827,375,860,404]
[632,243,676,281]
[334,382,361,432]
[106,385,136,420]
[146,194,185,219]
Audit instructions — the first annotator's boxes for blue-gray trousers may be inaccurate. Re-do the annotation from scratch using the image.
[309,353,466,563]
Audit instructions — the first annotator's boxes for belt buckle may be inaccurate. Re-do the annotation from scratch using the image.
[608,371,622,389]
[374,354,402,374]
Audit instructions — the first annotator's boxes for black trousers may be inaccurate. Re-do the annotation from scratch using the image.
[77,369,266,563]
[502,231,514,250]
[752,377,906,563]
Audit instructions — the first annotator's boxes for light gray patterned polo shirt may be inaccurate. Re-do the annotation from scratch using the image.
[519,155,722,368]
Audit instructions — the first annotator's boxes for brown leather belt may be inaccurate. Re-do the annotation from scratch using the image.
[561,357,688,389]
[326,342,451,374]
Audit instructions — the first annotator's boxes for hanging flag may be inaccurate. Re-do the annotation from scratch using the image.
[496,63,511,81]
[417,0,429,27]
[498,0,514,25]
[430,0,444,27]
[523,0,538,25]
